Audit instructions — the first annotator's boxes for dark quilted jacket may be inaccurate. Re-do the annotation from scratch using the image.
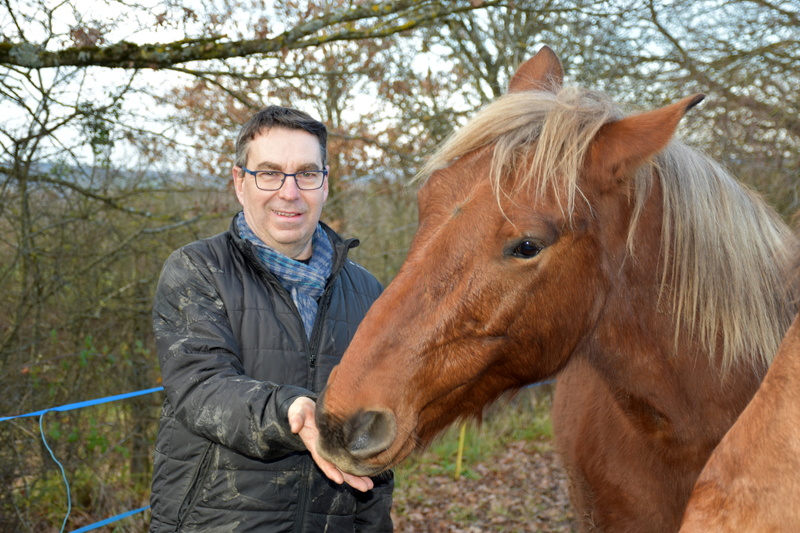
[149,216,393,533]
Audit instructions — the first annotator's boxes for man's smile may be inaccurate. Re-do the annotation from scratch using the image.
[273,208,303,218]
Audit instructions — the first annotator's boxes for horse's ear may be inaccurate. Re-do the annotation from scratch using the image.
[589,93,705,178]
[508,45,564,93]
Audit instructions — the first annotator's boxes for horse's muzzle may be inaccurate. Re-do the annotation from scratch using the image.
[315,390,397,476]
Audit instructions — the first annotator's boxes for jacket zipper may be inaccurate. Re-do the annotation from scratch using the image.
[307,284,334,379]
[238,230,357,533]
[243,236,352,370]
[296,239,355,533]
[306,237,353,375]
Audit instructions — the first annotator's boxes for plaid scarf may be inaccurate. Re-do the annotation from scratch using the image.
[236,212,333,339]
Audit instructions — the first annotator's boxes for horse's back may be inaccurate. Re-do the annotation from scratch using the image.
[680,312,800,532]
[553,359,697,533]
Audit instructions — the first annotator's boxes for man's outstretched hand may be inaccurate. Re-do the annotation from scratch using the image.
[288,396,375,492]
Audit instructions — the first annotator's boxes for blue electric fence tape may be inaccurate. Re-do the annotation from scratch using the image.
[5,380,557,531]
[69,506,151,533]
[0,386,164,422]
[2,387,164,532]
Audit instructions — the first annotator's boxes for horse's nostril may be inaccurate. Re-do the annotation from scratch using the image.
[345,410,396,459]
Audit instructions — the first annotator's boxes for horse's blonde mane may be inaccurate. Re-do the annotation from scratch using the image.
[418,86,796,370]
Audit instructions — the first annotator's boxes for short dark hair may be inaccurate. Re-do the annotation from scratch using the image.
[234,105,327,168]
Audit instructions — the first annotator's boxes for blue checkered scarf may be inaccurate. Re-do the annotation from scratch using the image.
[236,212,333,339]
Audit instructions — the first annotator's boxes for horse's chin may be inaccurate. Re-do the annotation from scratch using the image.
[330,456,389,478]
[318,434,417,477]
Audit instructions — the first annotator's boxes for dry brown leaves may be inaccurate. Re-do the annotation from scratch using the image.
[392,441,576,532]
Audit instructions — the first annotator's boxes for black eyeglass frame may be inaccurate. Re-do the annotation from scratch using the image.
[238,166,328,191]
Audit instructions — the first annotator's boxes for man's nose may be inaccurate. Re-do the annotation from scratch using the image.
[278,175,301,199]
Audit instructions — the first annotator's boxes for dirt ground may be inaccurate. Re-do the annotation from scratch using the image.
[391,440,577,532]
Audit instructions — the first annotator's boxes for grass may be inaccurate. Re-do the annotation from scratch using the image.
[394,383,556,486]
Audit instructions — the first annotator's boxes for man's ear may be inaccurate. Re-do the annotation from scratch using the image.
[232,166,245,205]
[322,165,330,203]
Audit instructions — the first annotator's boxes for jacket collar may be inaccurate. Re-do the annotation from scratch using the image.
[228,212,360,286]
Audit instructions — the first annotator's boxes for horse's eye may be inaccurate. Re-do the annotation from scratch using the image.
[512,240,542,258]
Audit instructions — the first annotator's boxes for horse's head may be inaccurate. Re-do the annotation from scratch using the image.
[316,46,707,476]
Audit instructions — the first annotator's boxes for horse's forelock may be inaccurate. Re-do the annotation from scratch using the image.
[416,84,797,371]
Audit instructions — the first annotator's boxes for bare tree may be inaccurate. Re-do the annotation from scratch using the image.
[413,0,799,215]
[1,0,502,68]
[1,0,797,529]
[0,1,503,530]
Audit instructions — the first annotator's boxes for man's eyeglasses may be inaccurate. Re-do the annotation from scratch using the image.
[239,167,327,191]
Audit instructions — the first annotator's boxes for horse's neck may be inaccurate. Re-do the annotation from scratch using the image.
[584,303,762,449]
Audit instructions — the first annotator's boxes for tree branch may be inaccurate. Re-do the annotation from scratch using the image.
[0,0,501,69]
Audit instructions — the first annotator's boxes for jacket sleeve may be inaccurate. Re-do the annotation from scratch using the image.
[153,245,310,460]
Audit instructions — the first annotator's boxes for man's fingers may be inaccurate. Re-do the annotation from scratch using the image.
[342,472,374,492]
[318,457,372,491]
[288,396,374,492]
[319,462,345,484]
[307,440,373,491]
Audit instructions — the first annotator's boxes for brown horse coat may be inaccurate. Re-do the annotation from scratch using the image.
[315,47,798,533]
[680,311,800,531]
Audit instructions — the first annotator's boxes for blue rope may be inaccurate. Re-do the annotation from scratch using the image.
[7,381,556,531]
[0,387,164,422]
[69,506,150,533]
[40,410,71,533]
[3,387,164,532]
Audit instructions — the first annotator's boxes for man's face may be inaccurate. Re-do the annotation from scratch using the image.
[233,127,329,260]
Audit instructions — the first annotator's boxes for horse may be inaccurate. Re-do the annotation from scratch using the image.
[680,273,800,530]
[315,46,798,532]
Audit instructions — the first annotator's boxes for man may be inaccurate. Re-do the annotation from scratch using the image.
[149,105,393,532]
